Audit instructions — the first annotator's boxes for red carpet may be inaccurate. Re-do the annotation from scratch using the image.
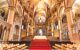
[29,39,51,50]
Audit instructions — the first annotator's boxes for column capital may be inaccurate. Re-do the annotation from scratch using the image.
[65,7,72,12]
[8,6,15,10]
[8,0,17,10]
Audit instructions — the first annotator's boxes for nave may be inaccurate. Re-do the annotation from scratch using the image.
[0,0,80,50]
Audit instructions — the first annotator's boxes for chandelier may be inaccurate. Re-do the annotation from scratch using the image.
[35,15,46,23]
[38,16,46,23]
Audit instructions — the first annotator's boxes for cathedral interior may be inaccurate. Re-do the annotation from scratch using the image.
[0,0,80,50]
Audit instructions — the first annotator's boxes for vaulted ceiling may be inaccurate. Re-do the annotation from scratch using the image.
[19,0,64,24]
[0,0,79,25]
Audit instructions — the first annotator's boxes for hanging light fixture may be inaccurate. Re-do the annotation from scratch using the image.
[38,16,46,23]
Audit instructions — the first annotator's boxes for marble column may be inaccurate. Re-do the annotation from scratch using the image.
[7,0,17,41]
[58,17,62,41]
[65,8,74,42]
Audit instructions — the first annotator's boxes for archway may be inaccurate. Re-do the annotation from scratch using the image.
[13,25,19,41]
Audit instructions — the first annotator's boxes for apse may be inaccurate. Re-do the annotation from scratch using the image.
[34,15,46,24]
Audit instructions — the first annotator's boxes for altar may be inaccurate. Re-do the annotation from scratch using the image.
[33,36,47,39]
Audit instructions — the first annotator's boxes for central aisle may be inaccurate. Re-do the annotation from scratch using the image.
[29,36,51,50]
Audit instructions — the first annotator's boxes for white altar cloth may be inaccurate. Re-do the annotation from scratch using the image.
[33,36,47,39]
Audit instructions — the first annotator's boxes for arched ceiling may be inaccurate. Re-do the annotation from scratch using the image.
[72,0,80,13]
[0,0,79,25]
[18,0,55,24]
[0,0,8,14]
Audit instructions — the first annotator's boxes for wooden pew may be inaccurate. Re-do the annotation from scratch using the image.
[52,43,80,50]
[61,44,77,50]
[0,44,19,50]
[52,44,75,50]
[0,43,28,50]
[55,44,67,50]
[52,44,62,50]
[6,44,19,50]
[53,46,62,50]
[72,44,80,50]
[17,44,28,50]
[0,44,7,50]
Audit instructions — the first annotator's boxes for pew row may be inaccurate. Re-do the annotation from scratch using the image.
[52,44,80,50]
[0,44,28,50]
